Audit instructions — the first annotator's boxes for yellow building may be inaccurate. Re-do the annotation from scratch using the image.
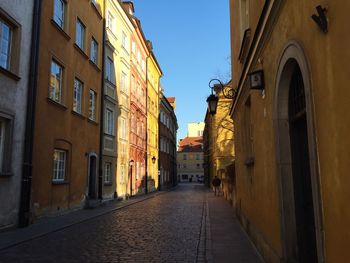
[103,0,133,200]
[204,82,235,204]
[146,47,162,191]
[230,1,350,262]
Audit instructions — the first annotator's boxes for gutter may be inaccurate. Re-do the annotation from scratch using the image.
[19,0,42,227]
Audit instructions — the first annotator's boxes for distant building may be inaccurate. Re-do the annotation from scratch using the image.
[187,122,204,137]
[159,92,178,189]
[177,136,204,183]
[0,0,34,229]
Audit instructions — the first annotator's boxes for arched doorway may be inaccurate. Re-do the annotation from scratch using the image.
[274,42,324,263]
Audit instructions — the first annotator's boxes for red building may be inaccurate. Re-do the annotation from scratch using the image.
[128,10,149,195]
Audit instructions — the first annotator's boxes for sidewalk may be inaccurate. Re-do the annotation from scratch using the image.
[0,190,163,251]
[205,192,264,263]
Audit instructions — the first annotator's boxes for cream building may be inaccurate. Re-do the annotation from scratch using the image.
[187,122,205,137]
[103,0,133,200]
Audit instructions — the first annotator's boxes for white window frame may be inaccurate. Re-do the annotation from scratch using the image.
[49,60,63,103]
[121,71,127,93]
[53,0,65,29]
[90,38,98,64]
[105,108,114,135]
[73,78,83,114]
[120,118,127,140]
[76,19,85,50]
[131,41,136,54]
[0,19,11,69]
[104,162,112,184]
[89,89,96,121]
[122,31,128,50]
[53,149,66,182]
[107,11,114,31]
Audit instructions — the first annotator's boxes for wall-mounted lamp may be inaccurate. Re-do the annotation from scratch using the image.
[311,5,328,34]
[249,70,265,90]
[152,156,156,164]
[206,79,236,115]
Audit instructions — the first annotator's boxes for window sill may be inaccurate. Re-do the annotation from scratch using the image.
[74,44,89,60]
[47,98,68,110]
[71,110,86,120]
[89,60,101,72]
[52,180,69,185]
[51,19,71,41]
[91,2,103,19]
[0,66,20,81]
[88,118,99,126]
[0,172,13,177]
[105,79,116,87]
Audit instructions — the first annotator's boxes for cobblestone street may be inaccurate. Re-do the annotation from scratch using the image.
[0,184,263,263]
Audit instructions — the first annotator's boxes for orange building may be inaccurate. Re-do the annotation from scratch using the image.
[30,0,104,219]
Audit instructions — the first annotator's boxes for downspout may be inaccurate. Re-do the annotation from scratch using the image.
[19,0,42,227]
[98,0,106,200]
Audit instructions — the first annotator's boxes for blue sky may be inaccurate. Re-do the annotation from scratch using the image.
[132,0,231,142]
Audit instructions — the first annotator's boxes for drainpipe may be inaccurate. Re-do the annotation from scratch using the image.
[144,55,149,195]
[98,0,106,200]
[19,0,42,227]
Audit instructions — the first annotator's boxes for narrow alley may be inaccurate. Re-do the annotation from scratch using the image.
[0,185,263,263]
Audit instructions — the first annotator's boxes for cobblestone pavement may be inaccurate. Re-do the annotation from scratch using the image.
[0,184,207,263]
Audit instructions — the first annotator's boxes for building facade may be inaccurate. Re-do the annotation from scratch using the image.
[187,122,205,137]
[102,0,133,200]
[177,136,204,183]
[203,83,235,204]
[146,48,162,192]
[30,0,104,218]
[0,0,35,228]
[159,93,178,189]
[128,9,149,195]
[230,0,350,262]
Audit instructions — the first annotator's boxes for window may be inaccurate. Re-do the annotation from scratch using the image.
[104,162,111,184]
[53,0,65,29]
[137,50,141,64]
[73,78,83,113]
[105,108,114,135]
[107,11,114,31]
[90,38,98,64]
[121,71,127,93]
[76,19,85,50]
[120,164,125,183]
[106,56,114,83]
[120,118,127,139]
[89,89,96,121]
[122,31,127,50]
[182,174,188,180]
[131,41,136,54]
[141,59,145,72]
[0,120,4,170]
[53,149,66,182]
[183,154,187,160]
[0,19,11,69]
[131,74,135,94]
[49,60,63,103]
[196,154,200,160]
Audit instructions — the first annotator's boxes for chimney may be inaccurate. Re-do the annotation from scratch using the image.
[122,1,135,15]
[147,40,153,51]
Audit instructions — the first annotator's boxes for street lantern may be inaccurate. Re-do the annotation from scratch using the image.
[129,159,134,197]
[207,94,219,115]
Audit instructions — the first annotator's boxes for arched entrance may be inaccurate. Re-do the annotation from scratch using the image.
[274,42,324,263]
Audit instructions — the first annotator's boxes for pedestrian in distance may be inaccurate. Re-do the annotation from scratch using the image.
[212,176,221,196]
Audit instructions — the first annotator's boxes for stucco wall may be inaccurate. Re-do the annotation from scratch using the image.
[0,0,34,228]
